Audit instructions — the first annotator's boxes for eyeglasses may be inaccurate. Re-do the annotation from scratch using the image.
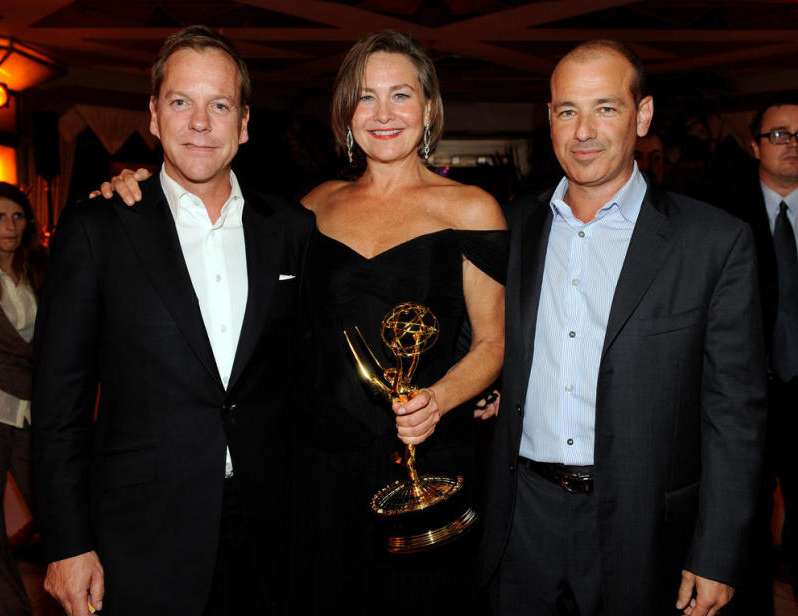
[759,129,798,145]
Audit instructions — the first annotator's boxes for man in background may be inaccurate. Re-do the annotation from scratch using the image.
[723,93,798,614]
[635,130,666,185]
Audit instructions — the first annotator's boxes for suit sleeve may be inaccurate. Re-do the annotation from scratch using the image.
[33,204,101,563]
[686,222,768,585]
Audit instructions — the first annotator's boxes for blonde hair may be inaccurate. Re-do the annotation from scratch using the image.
[151,25,251,117]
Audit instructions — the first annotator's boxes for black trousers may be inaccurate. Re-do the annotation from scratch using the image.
[725,377,794,615]
[776,378,798,593]
[490,461,602,616]
[0,422,32,616]
[202,476,268,616]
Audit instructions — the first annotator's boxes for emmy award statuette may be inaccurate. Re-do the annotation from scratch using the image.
[344,302,478,553]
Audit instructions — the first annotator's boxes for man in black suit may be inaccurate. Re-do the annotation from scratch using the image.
[33,26,312,615]
[723,93,798,609]
[480,40,767,616]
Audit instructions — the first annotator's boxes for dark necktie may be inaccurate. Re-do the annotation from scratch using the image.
[772,200,798,381]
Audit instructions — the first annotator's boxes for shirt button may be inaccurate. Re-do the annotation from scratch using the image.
[216,274,222,282]
[568,331,576,338]
[567,438,574,446]
[578,231,585,238]
[515,404,522,415]
[221,324,227,333]
[571,279,579,286]
[565,384,573,392]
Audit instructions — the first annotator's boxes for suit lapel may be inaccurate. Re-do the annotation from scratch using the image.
[114,177,221,386]
[227,198,280,391]
[740,183,777,333]
[751,191,774,252]
[748,188,776,277]
[601,185,677,356]
[519,195,554,377]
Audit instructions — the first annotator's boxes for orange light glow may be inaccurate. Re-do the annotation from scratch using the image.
[0,39,62,92]
[0,146,18,184]
[0,85,7,108]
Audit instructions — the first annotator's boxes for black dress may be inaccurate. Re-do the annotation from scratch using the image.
[290,227,508,615]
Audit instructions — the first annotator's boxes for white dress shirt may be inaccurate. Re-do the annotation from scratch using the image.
[160,167,248,476]
[0,271,36,428]
[520,165,647,465]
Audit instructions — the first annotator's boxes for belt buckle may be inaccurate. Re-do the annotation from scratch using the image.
[560,473,590,494]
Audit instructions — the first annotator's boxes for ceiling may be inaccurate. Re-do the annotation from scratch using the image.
[2,0,797,108]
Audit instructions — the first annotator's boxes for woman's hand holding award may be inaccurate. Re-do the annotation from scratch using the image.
[344,302,478,553]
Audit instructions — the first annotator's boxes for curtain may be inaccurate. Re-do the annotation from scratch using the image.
[27,104,157,229]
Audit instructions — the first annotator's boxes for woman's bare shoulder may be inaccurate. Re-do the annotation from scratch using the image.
[300,180,351,213]
[433,182,507,231]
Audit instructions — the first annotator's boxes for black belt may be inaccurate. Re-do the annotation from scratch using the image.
[519,457,595,494]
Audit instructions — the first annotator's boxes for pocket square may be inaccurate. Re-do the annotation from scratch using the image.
[279,274,296,281]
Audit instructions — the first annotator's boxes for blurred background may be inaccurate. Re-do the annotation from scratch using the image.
[0,3,796,612]
[0,0,796,231]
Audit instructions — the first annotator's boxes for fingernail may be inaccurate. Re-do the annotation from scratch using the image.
[126,198,134,205]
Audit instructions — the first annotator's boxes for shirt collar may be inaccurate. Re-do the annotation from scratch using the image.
[159,165,244,227]
[550,162,646,225]
[0,269,16,288]
[760,180,798,221]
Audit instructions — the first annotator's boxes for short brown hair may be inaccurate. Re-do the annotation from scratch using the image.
[555,39,647,106]
[151,25,251,116]
[331,30,444,162]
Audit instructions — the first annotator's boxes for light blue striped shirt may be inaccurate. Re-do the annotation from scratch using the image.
[519,165,648,465]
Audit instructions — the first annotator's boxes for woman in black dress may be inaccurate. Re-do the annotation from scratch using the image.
[293,30,507,614]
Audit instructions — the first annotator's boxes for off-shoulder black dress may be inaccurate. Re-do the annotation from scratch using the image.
[290,227,508,614]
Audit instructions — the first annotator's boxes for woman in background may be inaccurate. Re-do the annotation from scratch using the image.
[0,182,47,616]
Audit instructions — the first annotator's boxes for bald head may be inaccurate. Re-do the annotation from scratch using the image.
[547,40,654,214]
[552,40,646,106]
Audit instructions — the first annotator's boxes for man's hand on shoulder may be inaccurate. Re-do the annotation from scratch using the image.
[45,550,104,615]
[87,167,150,205]
[676,569,734,616]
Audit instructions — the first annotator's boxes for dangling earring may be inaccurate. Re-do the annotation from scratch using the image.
[346,128,354,163]
[422,124,431,161]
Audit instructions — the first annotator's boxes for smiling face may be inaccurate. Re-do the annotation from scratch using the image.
[149,47,249,192]
[548,50,652,197]
[752,104,798,195]
[0,198,26,258]
[350,51,430,165]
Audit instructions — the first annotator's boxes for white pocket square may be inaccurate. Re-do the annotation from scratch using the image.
[279,274,296,281]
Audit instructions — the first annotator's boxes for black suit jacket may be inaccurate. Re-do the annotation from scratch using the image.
[719,174,778,351]
[479,182,768,614]
[33,176,313,614]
